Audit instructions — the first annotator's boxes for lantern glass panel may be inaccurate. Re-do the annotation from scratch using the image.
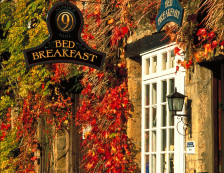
[168,97,173,111]
[172,97,184,111]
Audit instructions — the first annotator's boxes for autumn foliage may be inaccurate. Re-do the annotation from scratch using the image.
[0,0,144,171]
[77,82,136,172]
[1,0,224,172]
[166,0,224,71]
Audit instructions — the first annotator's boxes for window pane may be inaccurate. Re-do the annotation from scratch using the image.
[152,56,157,73]
[145,59,150,75]
[161,80,167,102]
[152,107,157,128]
[161,154,166,173]
[169,111,174,126]
[162,52,167,71]
[145,155,149,173]
[169,50,175,69]
[161,129,167,151]
[145,108,150,129]
[145,131,149,152]
[169,79,175,94]
[152,131,156,152]
[152,83,157,104]
[169,153,174,173]
[145,84,150,106]
[168,79,175,126]
[151,154,156,173]
[162,105,167,127]
[169,129,174,151]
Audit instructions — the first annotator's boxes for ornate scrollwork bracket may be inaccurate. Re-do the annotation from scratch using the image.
[173,102,192,138]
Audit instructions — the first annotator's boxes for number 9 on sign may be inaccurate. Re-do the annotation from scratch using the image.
[57,11,75,32]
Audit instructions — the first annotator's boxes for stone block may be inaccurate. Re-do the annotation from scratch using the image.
[57,157,66,169]
[57,136,66,151]
[56,169,66,173]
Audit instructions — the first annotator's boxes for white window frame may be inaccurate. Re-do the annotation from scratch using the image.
[141,43,186,173]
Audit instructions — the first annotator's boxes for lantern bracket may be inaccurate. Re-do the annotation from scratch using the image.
[172,99,192,138]
[175,113,191,137]
[167,88,192,137]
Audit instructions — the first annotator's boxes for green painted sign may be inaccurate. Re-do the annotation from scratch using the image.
[156,0,184,32]
[23,2,106,70]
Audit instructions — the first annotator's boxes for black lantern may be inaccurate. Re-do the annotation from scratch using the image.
[166,88,191,136]
[167,88,186,113]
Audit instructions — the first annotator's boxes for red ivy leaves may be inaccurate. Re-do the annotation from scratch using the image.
[197,28,207,40]
[121,26,129,35]
[174,47,181,55]
[1,122,11,131]
[9,85,72,172]
[31,156,38,162]
[76,77,137,172]
[0,131,7,141]
[51,63,68,82]
[110,26,129,47]
[176,58,193,72]
[0,110,11,141]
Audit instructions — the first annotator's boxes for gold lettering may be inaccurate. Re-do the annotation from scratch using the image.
[170,8,174,16]
[74,51,82,59]
[46,49,54,57]
[68,41,75,48]
[70,50,76,57]
[158,11,166,25]
[165,0,173,8]
[32,52,40,60]
[162,12,166,20]
[166,9,171,17]
[165,1,169,8]
[54,49,62,57]
[83,52,89,60]
[62,49,69,57]
[39,51,46,59]
[55,40,62,48]
[90,54,97,62]
[62,40,68,48]
[174,10,180,19]
[158,16,162,25]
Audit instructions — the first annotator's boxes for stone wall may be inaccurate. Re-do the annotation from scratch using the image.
[49,94,81,173]
[185,64,213,173]
[127,57,142,172]
[125,17,158,172]
[50,130,69,173]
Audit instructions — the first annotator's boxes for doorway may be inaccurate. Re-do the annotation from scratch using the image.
[213,63,224,173]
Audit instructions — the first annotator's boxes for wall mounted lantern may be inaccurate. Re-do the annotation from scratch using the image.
[167,88,186,113]
[167,88,191,136]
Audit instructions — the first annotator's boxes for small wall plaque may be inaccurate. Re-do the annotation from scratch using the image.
[186,141,195,154]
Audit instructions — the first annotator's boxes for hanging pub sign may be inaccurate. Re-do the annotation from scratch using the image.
[155,0,184,32]
[23,2,106,70]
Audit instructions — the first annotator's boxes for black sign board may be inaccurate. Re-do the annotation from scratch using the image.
[23,2,106,70]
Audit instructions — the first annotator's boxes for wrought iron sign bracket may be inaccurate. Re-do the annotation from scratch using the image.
[173,111,192,138]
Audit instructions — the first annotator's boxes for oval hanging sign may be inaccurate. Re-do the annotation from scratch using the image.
[23,2,106,70]
[156,0,184,32]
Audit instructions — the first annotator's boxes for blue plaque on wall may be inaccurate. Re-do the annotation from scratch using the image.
[23,2,106,70]
[156,0,184,32]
